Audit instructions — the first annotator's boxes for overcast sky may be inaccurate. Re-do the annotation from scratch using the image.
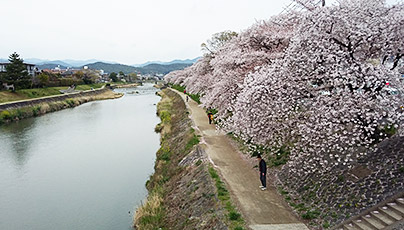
[0,0,400,65]
[0,0,294,64]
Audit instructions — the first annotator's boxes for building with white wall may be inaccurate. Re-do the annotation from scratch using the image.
[0,62,38,76]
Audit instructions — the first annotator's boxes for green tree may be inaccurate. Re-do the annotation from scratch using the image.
[74,71,84,79]
[82,70,99,84]
[109,72,118,82]
[128,73,138,82]
[5,52,31,90]
[35,73,49,87]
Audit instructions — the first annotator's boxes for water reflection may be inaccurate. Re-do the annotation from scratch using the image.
[0,118,36,168]
[0,84,160,230]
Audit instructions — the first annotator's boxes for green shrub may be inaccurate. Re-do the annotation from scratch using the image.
[185,134,199,151]
[32,106,41,117]
[189,93,201,104]
[170,84,186,92]
[160,111,171,123]
[208,167,219,180]
[207,108,218,115]
[0,110,12,120]
[154,123,163,133]
[157,146,171,162]
[14,109,24,119]
[302,209,320,220]
[337,175,345,183]
[229,211,241,220]
[65,99,75,107]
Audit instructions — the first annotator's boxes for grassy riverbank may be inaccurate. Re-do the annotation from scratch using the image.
[0,83,104,104]
[0,89,122,125]
[134,89,244,230]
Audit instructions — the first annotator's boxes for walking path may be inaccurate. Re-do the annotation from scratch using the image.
[171,89,309,230]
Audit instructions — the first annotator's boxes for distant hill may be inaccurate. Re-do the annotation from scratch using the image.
[2,58,116,66]
[82,62,138,74]
[134,57,199,67]
[81,62,191,75]
[36,60,72,67]
[37,63,69,70]
[3,57,193,75]
[138,63,192,75]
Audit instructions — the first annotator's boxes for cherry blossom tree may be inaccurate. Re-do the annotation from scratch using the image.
[166,0,404,176]
[232,0,404,175]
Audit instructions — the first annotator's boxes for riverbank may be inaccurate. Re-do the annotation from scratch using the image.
[113,83,139,88]
[0,83,105,104]
[0,88,123,125]
[133,89,245,230]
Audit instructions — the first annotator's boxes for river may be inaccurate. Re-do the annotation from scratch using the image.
[0,84,160,230]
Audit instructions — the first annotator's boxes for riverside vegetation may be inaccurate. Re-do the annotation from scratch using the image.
[134,89,245,230]
[0,89,122,125]
[0,83,104,104]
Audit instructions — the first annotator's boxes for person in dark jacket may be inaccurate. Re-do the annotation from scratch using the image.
[257,154,267,190]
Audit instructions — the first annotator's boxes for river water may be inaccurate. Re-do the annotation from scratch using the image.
[0,84,160,230]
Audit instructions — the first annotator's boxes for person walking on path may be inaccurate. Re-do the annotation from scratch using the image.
[207,111,213,124]
[257,154,267,191]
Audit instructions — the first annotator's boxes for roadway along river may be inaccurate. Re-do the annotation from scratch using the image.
[0,84,160,230]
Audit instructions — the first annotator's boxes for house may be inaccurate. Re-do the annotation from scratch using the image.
[0,62,38,76]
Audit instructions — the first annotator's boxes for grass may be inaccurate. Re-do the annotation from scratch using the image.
[16,87,65,98]
[208,166,245,229]
[185,132,200,151]
[134,191,165,229]
[159,111,171,123]
[188,93,201,104]
[169,83,201,104]
[134,89,203,229]
[302,209,321,220]
[74,83,104,91]
[170,84,186,92]
[135,89,245,229]
[0,84,105,103]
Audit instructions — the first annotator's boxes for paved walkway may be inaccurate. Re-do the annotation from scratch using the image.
[171,89,309,230]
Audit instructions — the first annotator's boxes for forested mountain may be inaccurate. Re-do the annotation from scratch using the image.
[134,57,199,67]
[81,62,137,74]
[37,63,69,69]
[81,62,191,75]
[34,61,192,75]
[138,63,192,75]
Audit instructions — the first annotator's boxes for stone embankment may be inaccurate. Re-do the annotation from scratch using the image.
[277,136,404,228]
[133,89,244,230]
[0,87,123,124]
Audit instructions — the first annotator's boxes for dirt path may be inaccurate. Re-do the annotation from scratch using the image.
[171,89,309,230]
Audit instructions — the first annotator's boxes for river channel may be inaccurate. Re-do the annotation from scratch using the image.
[0,84,160,230]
